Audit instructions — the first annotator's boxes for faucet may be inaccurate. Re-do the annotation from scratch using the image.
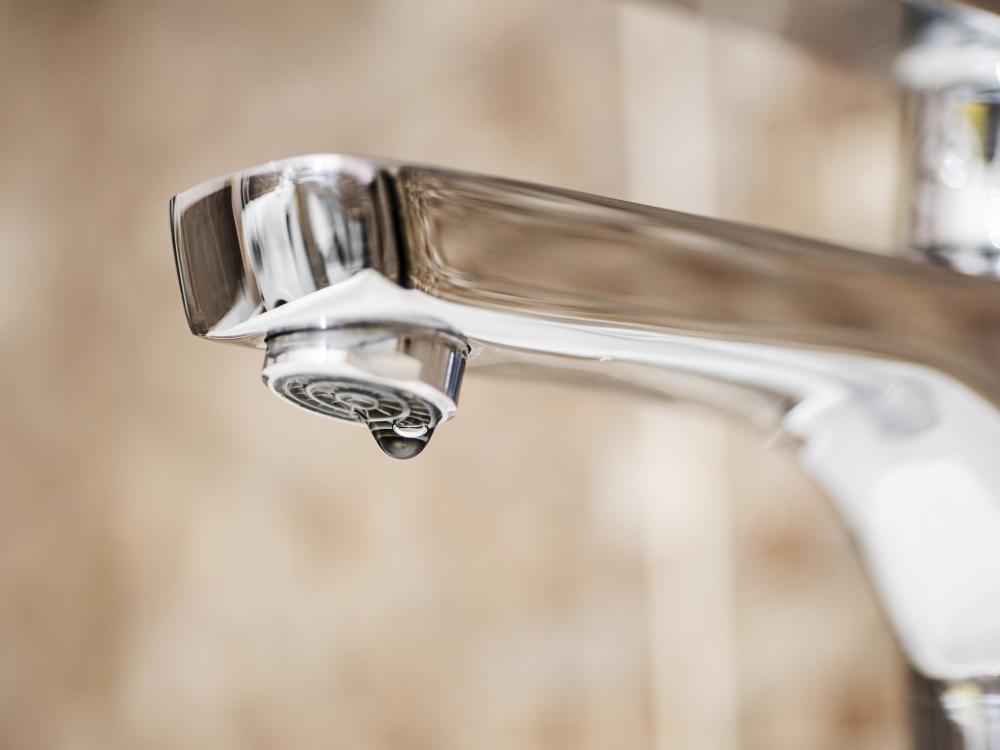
[170,3,1000,747]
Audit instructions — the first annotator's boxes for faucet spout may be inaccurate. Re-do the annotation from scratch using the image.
[172,154,1000,717]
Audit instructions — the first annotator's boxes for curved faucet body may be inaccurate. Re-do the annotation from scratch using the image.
[172,154,1000,743]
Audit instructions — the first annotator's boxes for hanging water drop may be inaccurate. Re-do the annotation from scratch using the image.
[368,422,433,459]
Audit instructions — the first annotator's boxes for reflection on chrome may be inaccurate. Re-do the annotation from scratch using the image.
[900,0,1000,281]
[172,152,1000,746]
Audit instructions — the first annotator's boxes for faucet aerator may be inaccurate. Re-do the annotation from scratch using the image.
[260,325,468,458]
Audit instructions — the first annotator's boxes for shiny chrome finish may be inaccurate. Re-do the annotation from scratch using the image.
[941,678,1000,748]
[263,325,468,458]
[172,154,1000,745]
[898,2,1000,275]
[912,673,1000,749]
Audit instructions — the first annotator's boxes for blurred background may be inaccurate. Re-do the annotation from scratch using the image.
[0,0,911,747]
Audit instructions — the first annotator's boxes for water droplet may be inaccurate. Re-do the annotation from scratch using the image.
[368,422,433,459]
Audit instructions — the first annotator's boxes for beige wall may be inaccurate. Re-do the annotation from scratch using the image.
[0,0,905,747]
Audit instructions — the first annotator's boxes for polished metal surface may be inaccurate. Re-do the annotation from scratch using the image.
[941,678,1000,749]
[898,3,1000,277]
[912,672,1000,749]
[173,154,1000,394]
[262,325,468,458]
[171,153,1000,699]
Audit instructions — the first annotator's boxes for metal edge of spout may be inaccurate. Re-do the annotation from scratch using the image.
[170,154,406,341]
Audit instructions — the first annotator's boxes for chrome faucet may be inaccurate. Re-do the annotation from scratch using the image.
[170,2,1000,747]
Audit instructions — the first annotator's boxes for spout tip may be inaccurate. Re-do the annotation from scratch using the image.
[262,326,467,460]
